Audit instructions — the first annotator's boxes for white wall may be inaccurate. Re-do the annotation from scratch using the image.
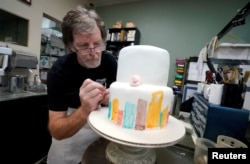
[97,0,249,86]
[0,0,82,79]
[1,0,249,85]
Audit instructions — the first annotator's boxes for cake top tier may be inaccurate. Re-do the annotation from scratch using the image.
[117,45,170,86]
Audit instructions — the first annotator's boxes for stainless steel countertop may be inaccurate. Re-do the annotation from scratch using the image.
[0,87,47,102]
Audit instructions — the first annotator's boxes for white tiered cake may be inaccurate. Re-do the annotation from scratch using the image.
[108,45,174,130]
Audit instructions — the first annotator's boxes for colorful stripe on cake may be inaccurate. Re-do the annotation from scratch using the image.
[160,106,169,128]
[108,102,111,119]
[108,99,124,126]
[123,102,136,129]
[146,91,163,128]
[109,90,170,130]
[135,99,147,130]
[117,110,123,126]
[111,98,119,122]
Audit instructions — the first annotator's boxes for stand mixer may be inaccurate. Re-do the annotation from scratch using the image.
[0,46,38,91]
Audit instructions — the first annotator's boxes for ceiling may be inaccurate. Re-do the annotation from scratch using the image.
[84,0,144,7]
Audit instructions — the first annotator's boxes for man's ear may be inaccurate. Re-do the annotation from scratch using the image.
[68,43,76,52]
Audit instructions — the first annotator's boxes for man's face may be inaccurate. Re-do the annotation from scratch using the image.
[72,26,104,68]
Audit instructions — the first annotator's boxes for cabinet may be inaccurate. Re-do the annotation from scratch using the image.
[190,93,249,146]
[0,95,51,163]
[106,27,140,58]
[206,2,250,111]
[39,33,67,83]
[174,57,185,95]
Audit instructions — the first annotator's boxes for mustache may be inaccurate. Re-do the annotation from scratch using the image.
[82,54,101,68]
[86,54,99,60]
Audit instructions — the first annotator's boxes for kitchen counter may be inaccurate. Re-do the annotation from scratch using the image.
[0,87,47,102]
[0,88,51,163]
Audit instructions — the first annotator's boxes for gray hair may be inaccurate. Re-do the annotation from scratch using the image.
[61,5,106,48]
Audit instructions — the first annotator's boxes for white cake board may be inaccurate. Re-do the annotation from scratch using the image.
[88,107,186,148]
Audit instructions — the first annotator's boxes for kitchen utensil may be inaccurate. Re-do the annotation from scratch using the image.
[9,75,27,93]
[221,83,246,108]
[194,138,217,164]
[208,84,224,105]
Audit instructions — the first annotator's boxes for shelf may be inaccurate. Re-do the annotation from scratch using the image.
[210,58,250,66]
[40,53,63,58]
[208,43,250,66]
[106,27,140,55]
[106,41,135,44]
[174,57,186,95]
[209,3,250,66]
[108,27,138,32]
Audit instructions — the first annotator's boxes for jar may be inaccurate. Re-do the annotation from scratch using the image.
[9,75,27,93]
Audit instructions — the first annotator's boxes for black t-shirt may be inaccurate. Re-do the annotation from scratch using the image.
[47,51,117,111]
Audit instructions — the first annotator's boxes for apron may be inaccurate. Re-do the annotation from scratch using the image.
[47,107,100,164]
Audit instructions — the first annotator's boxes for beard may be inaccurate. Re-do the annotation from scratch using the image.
[79,54,101,68]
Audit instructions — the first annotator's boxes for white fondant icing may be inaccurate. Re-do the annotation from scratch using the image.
[108,45,173,130]
[117,45,170,86]
[110,82,173,112]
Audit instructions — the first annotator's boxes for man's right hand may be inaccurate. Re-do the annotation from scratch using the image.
[79,78,106,115]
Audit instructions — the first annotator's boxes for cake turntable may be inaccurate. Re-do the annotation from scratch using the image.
[88,107,186,164]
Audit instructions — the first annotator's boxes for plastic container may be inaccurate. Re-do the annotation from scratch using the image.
[216,135,248,148]
[194,138,217,164]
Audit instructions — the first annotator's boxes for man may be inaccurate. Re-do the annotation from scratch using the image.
[46,5,117,164]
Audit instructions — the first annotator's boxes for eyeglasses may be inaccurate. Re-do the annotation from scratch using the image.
[75,45,106,55]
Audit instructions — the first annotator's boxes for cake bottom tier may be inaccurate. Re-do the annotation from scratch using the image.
[108,82,174,130]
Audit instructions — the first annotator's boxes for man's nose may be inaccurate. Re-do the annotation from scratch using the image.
[89,48,96,55]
